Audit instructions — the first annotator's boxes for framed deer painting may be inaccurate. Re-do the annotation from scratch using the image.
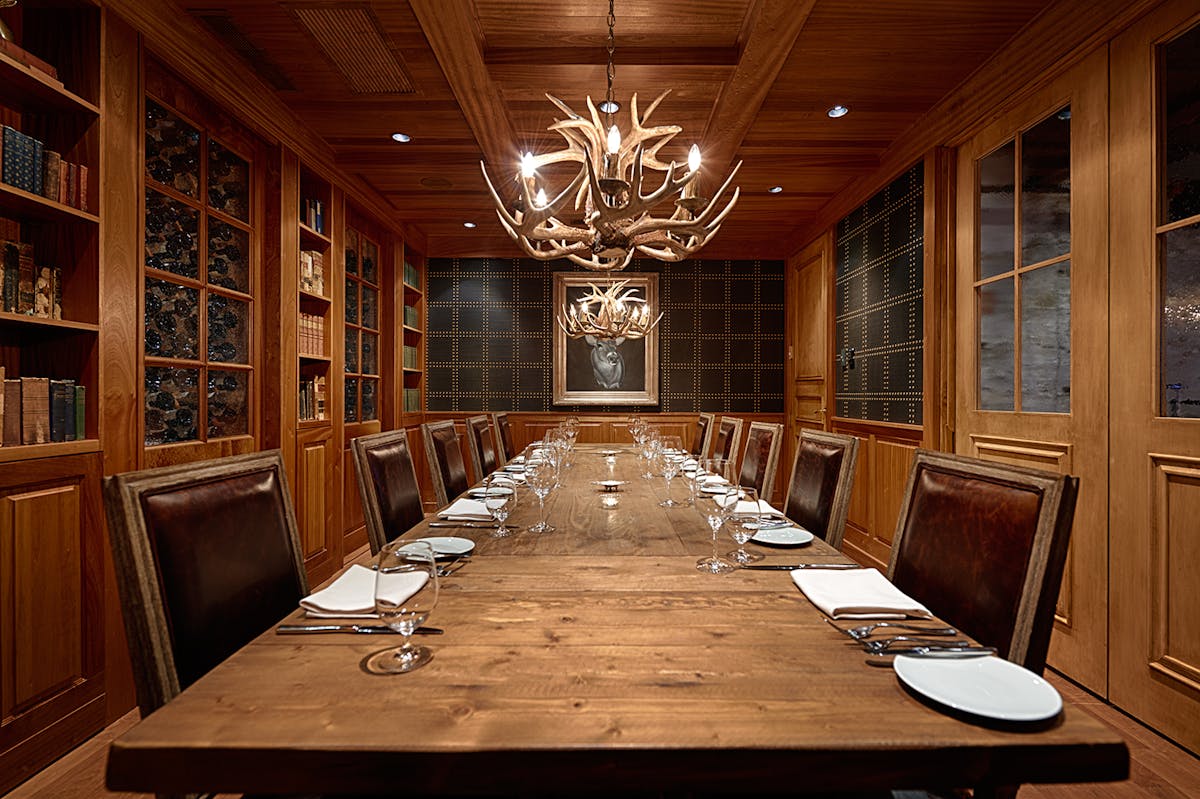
[553,272,660,405]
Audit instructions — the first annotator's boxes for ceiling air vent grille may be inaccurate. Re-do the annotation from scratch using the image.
[192,12,297,92]
[289,4,414,94]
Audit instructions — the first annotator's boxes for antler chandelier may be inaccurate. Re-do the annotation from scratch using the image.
[481,0,741,273]
[557,280,661,340]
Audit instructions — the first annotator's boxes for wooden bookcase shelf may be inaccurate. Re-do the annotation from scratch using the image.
[0,49,98,116]
[0,182,99,223]
[0,437,99,464]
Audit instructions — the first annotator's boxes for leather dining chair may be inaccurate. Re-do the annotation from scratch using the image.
[465,414,499,481]
[711,416,743,466]
[422,419,470,506]
[102,451,308,720]
[351,428,426,555]
[783,429,860,550]
[738,421,783,499]
[492,411,516,464]
[691,412,715,459]
[888,450,1078,675]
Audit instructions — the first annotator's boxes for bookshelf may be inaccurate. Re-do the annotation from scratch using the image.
[297,181,331,425]
[0,2,107,793]
[343,225,379,424]
[402,251,424,416]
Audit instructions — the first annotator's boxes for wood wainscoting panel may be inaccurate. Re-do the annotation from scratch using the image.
[837,421,921,571]
[1150,455,1200,693]
[296,426,339,585]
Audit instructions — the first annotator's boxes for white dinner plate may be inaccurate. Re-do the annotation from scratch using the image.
[750,526,814,546]
[400,536,475,557]
[893,654,1063,722]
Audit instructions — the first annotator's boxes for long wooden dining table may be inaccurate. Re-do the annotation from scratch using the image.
[107,444,1128,795]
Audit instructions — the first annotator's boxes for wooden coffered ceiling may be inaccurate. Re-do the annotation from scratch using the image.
[180,0,1054,259]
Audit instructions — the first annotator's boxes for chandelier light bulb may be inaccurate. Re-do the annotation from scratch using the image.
[688,144,701,172]
[607,125,621,155]
[535,188,548,208]
[520,152,536,178]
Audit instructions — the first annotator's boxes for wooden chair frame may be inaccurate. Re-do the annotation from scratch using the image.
[351,427,423,556]
[421,419,463,507]
[492,411,515,465]
[694,412,716,459]
[887,449,1078,672]
[740,421,783,498]
[712,416,743,466]
[102,450,308,716]
[465,414,497,482]
[784,429,860,551]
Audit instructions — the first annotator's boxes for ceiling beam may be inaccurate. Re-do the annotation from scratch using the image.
[484,46,740,66]
[408,0,518,170]
[701,0,817,176]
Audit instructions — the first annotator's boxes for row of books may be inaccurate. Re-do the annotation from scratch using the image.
[1,125,89,211]
[403,261,420,289]
[301,198,325,234]
[2,229,63,318]
[403,304,419,328]
[299,249,326,295]
[0,368,86,446]
[299,312,327,358]
[403,345,419,370]
[299,375,327,422]
[403,388,421,413]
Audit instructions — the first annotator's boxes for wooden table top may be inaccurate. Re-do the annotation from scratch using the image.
[107,445,1128,795]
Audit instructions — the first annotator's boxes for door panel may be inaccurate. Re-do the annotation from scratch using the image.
[955,50,1108,692]
[786,236,829,448]
[1110,0,1200,753]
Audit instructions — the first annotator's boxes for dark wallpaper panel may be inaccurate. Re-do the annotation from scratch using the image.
[426,258,785,413]
[834,162,924,424]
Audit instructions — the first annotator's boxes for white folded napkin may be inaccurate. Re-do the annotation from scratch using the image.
[438,497,492,521]
[300,565,429,619]
[734,498,784,516]
[791,568,932,620]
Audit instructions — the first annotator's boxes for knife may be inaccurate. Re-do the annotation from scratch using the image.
[739,563,863,570]
[277,624,443,635]
[428,521,495,529]
[864,646,997,666]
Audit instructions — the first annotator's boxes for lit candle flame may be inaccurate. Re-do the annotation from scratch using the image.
[688,144,701,172]
[520,152,536,178]
[607,125,621,155]
[535,188,548,208]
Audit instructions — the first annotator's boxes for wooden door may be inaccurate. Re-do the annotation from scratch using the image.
[786,234,831,449]
[955,50,1109,692]
[1109,0,1200,753]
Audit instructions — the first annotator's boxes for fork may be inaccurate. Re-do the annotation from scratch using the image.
[824,617,958,639]
[859,635,974,653]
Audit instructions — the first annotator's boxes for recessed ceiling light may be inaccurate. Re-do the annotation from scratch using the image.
[768,186,783,194]
[598,100,620,114]
[463,222,477,228]
[391,132,411,142]
[827,105,849,118]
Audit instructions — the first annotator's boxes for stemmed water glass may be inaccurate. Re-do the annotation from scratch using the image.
[727,486,765,564]
[366,540,440,673]
[656,435,685,507]
[638,428,660,479]
[482,472,518,538]
[694,458,737,574]
[524,444,557,533]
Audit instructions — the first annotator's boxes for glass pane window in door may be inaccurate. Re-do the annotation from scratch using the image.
[345,329,359,374]
[1161,223,1200,418]
[979,278,1015,411]
[362,238,378,283]
[362,331,378,376]
[979,141,1016,279]
[345,378,359,423]
[1021,261,1071,412]
[145,190,199,279]
[1163,24,1200,224]
[145,99,199,196]
[145,278,199,359]
[208,294,248,364]
[208,219,249,293]
[145,366,200,445]
[361,378,377,421]
[362,286,378,329]
[345,277,359,324]
[1021,108,1071,265]
[208,139,249,221]
[208,369,249,438]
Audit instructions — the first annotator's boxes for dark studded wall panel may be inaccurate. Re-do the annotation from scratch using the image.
[834,162,924,424]
[426,258,785,413]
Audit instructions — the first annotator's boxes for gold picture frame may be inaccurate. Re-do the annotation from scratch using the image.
[553,272,659,405]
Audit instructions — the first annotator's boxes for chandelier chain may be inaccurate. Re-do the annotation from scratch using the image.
[605,0,616,126]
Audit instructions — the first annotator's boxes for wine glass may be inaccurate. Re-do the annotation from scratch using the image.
[638,428,660,479]
[694,458,737,574]
[366,540,440,674]
[656,435,685,507]
[482,472,518,538]
[523,444,557,533]
[727,486,765,564]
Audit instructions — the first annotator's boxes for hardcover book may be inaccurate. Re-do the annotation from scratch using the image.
[16,242,34,313]
[50,378,74,442]
[1,126,21,189]
[52,266,62,319]
[34,265,52,317]
[42,150,61,202]
[2,379,19,446]
[77,164,88,211]
[74,384,85,440]
[0,365,4,446]
[20,376,49,445]
[1,240,18,313]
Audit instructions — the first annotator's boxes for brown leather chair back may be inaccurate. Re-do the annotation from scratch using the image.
[421,420,470,506]
[352,428,425,555]
[783,429,860,550]
[103,451,308,716]
[692,412,715,458]
[465,415,498,480]
[712,417,743,464]
[493,411,516,463]
[888,450,1078,674]
[738,421,783,498]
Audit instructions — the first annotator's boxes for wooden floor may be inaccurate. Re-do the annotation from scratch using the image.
[3,671,1196,798]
